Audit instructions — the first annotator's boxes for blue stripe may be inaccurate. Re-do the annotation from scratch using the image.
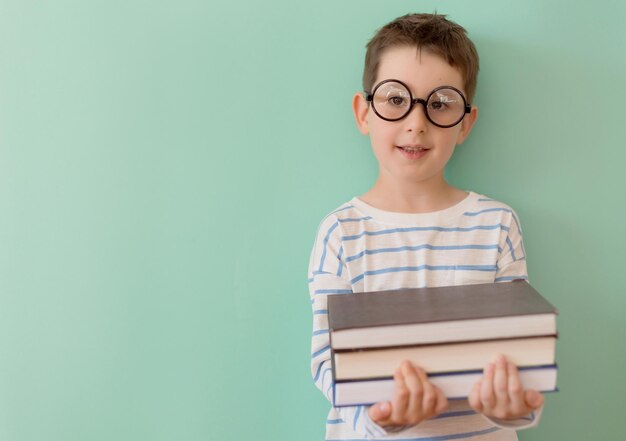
[314,289,352,295]
[353,405,362,431]
[312,329,329,336]
[345,244,498,263]
[463,207,512,216]
[317,205,353,230]
[313,361,324,382]
[337,245,344,277]
[338,216,372,223]
[307,277,314,283]
[326,380,333,398]
[351,264,496,285]
[495,275,528,282]
[508,210,526,258]
[318,221,339,272]
[321,367,332,389]
[311,345,330,359]
[505,236,517,261]
[309,270,333,284]
[326,426,500,440]
[343,224,507,241]
[337,262,344,277]
[326,419,344,425]
[310,270,350,285]
[314,207,351,254]
[311,207,349,259]
[313,309,328,315]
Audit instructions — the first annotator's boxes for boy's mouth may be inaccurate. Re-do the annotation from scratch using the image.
[398,145,428,152]
[397,145,430,159]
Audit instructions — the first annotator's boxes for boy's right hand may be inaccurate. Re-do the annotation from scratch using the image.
[368,360,448,428]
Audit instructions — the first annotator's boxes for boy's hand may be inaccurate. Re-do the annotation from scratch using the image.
[469,354,544,420]
[368,360,448,428]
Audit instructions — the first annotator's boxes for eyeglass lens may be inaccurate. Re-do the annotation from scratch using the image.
[372,81,466,127]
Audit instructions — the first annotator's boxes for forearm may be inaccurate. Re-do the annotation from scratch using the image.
[308,214,397,438]
[311,359,390,438]
[310,299,389,438]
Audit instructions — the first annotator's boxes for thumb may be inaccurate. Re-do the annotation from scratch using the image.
[368,401,391,422]
[524,390,544,409]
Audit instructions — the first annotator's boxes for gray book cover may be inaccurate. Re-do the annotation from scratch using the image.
[328,280,558,331]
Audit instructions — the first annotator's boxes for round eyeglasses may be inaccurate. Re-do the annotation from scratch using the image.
[365,79,471,128]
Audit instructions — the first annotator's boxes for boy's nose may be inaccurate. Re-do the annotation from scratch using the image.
[403,103,429,133]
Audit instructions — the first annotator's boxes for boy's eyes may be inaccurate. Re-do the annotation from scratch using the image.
[368,80,469,127]
[388,95,409,106]
[385,95,453,111]
[429,101,448,111]
[429,92,458,111]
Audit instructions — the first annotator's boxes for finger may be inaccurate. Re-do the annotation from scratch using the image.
[480,362,496,412]
[415,367,437,416]
[391,364,410,423]
[433,384,449,416]
[524,389,545,410]
[493,355,510,408]
[468,379,483,412]
[368,401,392,424]
[507,362,526,414]
[403,362,423,423]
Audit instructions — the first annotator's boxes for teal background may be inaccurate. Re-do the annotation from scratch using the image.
[1,1,624,440]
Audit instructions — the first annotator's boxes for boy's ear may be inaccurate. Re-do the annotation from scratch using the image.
[456,105,478,144]
[352,92,370,135]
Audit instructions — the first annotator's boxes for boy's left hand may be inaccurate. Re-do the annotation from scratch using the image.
[468,354,544,420]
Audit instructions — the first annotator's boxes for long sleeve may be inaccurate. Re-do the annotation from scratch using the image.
[308,213,390,439]
[485,207,543,430]
[486,407,543,430]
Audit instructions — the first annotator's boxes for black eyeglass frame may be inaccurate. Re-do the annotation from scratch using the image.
[365,79,472,128]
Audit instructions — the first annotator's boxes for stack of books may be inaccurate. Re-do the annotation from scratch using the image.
[327,280,558,407]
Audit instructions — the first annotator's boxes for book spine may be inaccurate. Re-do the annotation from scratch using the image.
[333,365,559,407]
[334,336,556,380]
[333,334,558,353]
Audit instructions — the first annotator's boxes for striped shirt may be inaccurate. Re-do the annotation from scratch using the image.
[308,192,541,440]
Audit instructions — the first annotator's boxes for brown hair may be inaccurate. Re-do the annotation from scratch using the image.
[363,13,479,103]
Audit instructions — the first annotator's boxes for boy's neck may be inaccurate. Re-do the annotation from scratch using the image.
[359,178,468,214]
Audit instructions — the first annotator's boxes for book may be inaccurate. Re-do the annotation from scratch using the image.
[328,280,557,349]
[333,365,558,407]
[333,335,557,380]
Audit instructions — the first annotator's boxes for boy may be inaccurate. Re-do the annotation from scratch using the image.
[308,13,545,440]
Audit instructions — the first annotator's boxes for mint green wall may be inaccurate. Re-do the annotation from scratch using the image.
[1,1,624,440]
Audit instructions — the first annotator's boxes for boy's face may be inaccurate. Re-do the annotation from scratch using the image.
[353,46,478,188]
